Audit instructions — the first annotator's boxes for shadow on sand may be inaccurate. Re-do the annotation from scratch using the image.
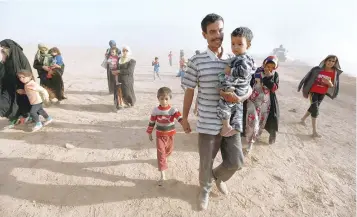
[56,103,115,113]
[0,120,199,152]
[0,157,200,210]
[65,90,109,96]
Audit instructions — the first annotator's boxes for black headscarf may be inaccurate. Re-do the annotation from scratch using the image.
[0,39,32,74]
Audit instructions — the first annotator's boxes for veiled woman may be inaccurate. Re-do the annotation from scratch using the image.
[33,44,66,103]
[0,39,33,127]
[111,45,136,110]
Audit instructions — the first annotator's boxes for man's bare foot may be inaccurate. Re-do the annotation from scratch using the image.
[299,119,306,126]
[312,132,322,138]
[215,179,229,195]
[220,125,233,137]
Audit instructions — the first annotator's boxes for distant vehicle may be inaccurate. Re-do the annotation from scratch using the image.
[272,45,288,62]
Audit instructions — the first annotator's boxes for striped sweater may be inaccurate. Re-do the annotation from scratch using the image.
[146,105,183,136]
[182,48,233,135]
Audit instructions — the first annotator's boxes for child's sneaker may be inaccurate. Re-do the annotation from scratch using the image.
[32,122,43,132]
[43,117,53,126]
[4,120,16,129]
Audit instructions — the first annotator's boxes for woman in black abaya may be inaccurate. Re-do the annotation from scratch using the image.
[0,39,33,128]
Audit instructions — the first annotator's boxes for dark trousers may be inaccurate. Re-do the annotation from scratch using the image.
[308,92,325,118]
[29,103,49,123]
[198,133,244,194]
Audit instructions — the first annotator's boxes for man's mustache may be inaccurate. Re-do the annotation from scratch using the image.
[211,37,223,41]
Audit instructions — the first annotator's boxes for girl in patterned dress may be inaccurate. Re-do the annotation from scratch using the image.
[245,56,279,153]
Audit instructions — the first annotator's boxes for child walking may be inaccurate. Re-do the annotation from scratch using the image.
[17,70,52,132]
[152,57,161,80]
[245,56,279,153]
[107,49,120,84]
[168,51,173,67]
[176,56,187,91]
[146,87,183,185]
[298,55,342,137]
[217,27,256,137]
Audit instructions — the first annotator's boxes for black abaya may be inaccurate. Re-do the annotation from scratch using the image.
[0,39,33,121]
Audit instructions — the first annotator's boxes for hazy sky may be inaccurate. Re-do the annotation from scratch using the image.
[1,0,356,74]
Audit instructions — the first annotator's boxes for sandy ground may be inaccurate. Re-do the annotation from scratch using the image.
[0,46,355,217]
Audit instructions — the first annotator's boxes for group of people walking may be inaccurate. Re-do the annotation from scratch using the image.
[0,39,65,131]
[0,12,343,212]
[102,40,136,111]
[146,13,343,211]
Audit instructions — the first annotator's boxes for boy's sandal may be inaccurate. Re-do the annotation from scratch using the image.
[158,179,164,186]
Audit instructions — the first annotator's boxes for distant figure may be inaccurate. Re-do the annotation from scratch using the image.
[152,57,161,80]
[146,87,183,186]
[176,55,187,91]
[111,45,136,110]
[298,55,343,138]
[106,40,121,58]
[34,46,66,104]
[168,51,173,66]
[180,49,184,58]
[195,50,200,55]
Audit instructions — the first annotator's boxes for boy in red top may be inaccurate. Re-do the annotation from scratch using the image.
[298,55,343,137]
[146,87,183,185]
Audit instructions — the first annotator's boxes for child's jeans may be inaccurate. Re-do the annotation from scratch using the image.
[30,103,49,123]
[156,135,174,171]
[154,69,160,79]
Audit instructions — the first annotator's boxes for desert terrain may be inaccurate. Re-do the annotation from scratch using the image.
[0,46,355,217]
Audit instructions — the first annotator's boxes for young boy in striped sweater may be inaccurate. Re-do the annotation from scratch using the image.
[146,87,183,185]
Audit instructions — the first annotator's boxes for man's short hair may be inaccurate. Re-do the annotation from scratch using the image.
[201,13,224,33]
[231,27,254,42]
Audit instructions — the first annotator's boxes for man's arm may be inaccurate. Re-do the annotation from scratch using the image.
[181,59,198,133]
[183,88,194,119]
[182,59,198,117]
[220,86,252,103]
